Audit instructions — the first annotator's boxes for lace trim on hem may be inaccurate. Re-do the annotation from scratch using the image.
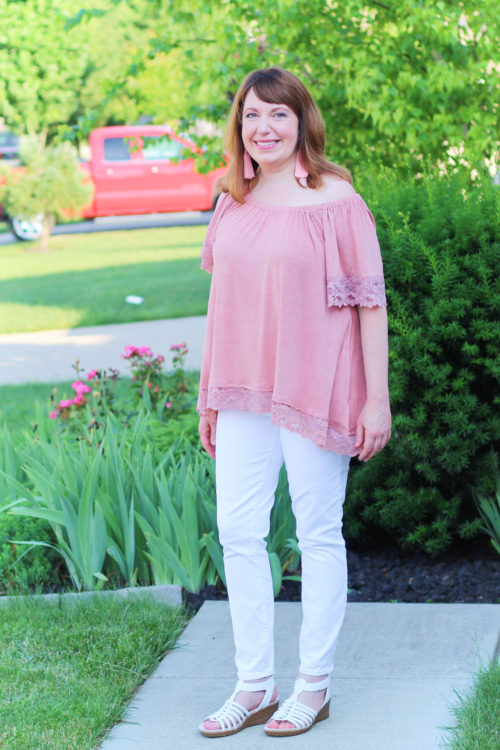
[198,387,273,415]
[197,387,358,456]
[201,243,213,273]
[327,275,386,308]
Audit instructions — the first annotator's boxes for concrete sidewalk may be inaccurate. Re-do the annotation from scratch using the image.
[98,600,499,750]
[0,316,206,385]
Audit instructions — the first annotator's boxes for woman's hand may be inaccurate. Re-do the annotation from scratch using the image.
[355,397,392,462]
[198,410,218,459]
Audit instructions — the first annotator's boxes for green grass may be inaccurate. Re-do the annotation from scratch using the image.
[442,661,500,750]
[0,595,188,750]
[0,381,72,436]
[0,226,210,333]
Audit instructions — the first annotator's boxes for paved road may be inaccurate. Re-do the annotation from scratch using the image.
[0,210,212,246]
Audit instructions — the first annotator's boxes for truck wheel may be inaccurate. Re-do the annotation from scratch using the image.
[8,215,44,241]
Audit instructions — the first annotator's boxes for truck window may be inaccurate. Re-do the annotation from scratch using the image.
[142,135,184,161]
[103,138,133,161]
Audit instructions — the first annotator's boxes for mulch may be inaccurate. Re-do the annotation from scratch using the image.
[185,539,500,611]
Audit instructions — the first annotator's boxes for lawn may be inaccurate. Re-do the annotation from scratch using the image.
[0,225,210,334]
[0,594,187,750]
[442,660,500,750]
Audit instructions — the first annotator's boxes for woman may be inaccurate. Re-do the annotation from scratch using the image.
[197,67,391,738]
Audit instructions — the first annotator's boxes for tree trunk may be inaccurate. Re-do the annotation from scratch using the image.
[39,214,55,252]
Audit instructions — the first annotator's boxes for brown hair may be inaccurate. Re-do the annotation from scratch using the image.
[220,67,352,203]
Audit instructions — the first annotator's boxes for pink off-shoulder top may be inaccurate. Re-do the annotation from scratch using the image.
[197,190,387,456]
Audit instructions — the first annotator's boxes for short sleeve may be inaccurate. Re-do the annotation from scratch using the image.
[324,196,387,308]
[201,192,231,273]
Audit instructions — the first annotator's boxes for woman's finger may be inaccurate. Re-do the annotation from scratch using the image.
[359,431,376,461]
[204,434,216,459]
[364,435,383,461]
[363,429,391,461]
[354,420,364,449]
[198,420,215,459]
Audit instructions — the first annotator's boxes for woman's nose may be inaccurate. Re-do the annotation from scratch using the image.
[256,117,271,134]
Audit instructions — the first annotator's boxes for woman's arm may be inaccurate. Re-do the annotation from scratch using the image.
[355,306,392,461]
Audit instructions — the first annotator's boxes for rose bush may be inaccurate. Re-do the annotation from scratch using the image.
[48,343,193,434]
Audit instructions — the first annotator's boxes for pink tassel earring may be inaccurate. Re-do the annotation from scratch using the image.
[244,150,255,179]
[295,152,308,180]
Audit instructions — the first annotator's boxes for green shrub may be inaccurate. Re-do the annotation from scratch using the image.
[0,513,62,594]
[345,171,500,554]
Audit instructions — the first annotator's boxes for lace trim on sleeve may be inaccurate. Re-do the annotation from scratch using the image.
[327,275,386,308]
[201,243,213,273]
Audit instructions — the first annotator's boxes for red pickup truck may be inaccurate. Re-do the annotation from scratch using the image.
[2,125,227,240]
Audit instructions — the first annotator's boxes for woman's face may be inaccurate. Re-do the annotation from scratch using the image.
[241,87,299,172]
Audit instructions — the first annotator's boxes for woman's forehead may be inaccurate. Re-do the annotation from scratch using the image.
[243,87,292,110]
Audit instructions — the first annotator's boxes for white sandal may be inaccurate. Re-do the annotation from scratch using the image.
[199,676,279,738]
[264,676,330,737]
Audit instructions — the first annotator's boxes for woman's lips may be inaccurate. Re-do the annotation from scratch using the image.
[254,140,279,150]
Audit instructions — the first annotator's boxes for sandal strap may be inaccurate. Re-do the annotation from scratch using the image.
[293,676,330,694]
[206,697,249,730]
[267,676,331,730]
[204,677,277,731]
[234,676,275,706]
[271,696,317,728]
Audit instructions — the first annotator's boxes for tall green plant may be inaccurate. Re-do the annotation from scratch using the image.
[1,413,223,592]
[2,441,108,591]
[473,458,500,556]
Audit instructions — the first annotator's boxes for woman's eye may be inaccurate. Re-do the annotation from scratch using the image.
[245,113,257,118]
[274,112,288,118]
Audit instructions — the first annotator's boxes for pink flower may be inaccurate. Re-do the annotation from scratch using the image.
[72,394,86,407]
[170,342,187,351]
[122,345,138,359]
[49,409,58,419]
[59,399,74,408]
[147,382,152,388]
[137,346,153,357]
[87,369,99,380]
[154,386,160,392]
[165,401,172,409]
[156,355,165,364]
[72,380,92,394]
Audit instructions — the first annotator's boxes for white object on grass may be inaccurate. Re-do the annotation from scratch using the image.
[125,295,144,305]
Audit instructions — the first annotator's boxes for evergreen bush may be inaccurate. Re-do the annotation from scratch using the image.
[345,171,499,554]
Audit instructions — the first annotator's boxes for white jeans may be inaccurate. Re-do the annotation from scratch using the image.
[215,410,350,681]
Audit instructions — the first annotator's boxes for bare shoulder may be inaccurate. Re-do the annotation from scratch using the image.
[318,174,357,201]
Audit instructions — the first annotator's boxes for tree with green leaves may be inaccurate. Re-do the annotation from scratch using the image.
[0,141,92,250]
[95,0,498,179]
